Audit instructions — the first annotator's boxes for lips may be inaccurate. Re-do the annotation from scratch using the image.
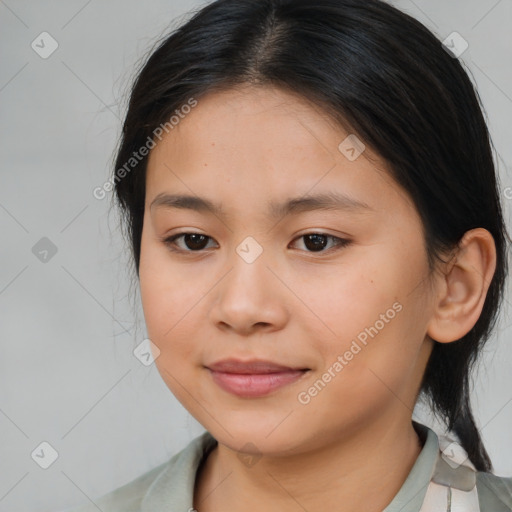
[207,359,307,374]
[206,358,309,397]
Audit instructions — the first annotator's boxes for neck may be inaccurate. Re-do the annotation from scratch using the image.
[194,415,424,512]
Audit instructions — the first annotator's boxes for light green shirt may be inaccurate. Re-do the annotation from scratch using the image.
[63,423,512,511]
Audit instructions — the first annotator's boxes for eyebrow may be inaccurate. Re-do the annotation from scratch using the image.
[150,191,373,218]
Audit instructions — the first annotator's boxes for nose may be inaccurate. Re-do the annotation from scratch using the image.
[208,251,289,336]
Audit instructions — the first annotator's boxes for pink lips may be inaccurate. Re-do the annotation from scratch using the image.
[207,359,308,397]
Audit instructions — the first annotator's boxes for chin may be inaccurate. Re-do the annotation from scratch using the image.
[205,418,308,455]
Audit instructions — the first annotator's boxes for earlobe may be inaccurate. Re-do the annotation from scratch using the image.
[426,228,497,344]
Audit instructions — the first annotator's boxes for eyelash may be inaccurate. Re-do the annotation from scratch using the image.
[162,232,351,255]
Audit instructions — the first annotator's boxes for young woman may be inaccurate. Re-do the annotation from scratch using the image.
[69,0,512,510]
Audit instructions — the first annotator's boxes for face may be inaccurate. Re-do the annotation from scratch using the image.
[140,85,435,456]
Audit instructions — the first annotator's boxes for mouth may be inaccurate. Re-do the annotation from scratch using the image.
[206,358,310,397]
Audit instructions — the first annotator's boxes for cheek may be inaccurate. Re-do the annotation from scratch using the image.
[296,260,398,346]
[302,248,429,384]
[139,255,202,402]
[298,307,421,429]
[139,243,198,361]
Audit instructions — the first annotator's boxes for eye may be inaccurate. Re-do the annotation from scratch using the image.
[162,232,351,254]
[289,233,351,253]
[163,232,217,252]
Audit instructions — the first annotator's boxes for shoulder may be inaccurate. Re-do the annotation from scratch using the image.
[59,432,213,512]
[476,471,512,511]
[59,461,167,512]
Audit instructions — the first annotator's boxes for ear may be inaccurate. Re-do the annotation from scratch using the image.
[426,228,497,343]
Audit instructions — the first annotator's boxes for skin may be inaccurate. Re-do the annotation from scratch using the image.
[139,84,497,512]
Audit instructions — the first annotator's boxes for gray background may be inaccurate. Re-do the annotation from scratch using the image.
[0,1,511,511]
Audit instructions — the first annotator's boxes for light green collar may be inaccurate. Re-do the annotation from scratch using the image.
[141,422,440,511]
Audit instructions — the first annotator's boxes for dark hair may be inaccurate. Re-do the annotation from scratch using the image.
[112,0,510,472]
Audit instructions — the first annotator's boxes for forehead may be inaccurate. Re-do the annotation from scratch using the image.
[145,85,413,218]
[151,85,365,160]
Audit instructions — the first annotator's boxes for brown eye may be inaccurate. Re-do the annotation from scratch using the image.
[162,232,351,255]
[163,233,215,252]
[291,233,351,253]
[303,234,329,252]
